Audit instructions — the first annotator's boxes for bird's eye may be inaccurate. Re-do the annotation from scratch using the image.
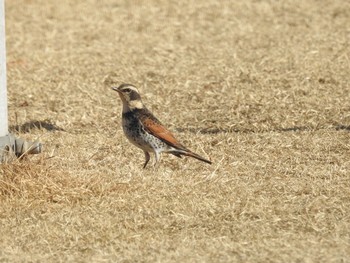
[123,88,131,93]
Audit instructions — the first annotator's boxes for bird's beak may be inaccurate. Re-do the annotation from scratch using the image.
[112,87,120,93]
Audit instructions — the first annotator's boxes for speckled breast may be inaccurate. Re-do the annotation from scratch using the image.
[122,112,167,152]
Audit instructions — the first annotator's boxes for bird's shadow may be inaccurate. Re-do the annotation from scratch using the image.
[176,126,310,134]
[10,120,65,133]
[177,125,350,134]
[335,125,350,131]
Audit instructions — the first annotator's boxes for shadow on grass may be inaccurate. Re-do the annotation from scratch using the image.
[335,125,350,131]
[176,127,243,134]
[10,120,65,133]
[176,126,312,134]
[177,125,350,134]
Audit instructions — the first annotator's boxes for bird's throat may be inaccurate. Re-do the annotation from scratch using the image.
[123,100,144,113]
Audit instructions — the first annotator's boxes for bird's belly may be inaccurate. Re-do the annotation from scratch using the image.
[122,117,167,152]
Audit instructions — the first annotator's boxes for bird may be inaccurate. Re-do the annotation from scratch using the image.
[112,83,212,168]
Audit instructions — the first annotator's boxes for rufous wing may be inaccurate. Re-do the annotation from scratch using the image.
[141,117,184,149]
[136,108,212,164]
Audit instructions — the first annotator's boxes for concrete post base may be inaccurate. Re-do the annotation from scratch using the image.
[0,134,42,162]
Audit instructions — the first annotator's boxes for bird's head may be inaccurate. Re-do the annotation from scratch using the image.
[112,84,144,112]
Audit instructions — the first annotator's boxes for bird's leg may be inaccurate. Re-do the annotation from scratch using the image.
[154,151,161,167]
[143,151,150,169]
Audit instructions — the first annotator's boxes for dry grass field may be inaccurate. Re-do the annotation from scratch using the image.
[1,0,350,262]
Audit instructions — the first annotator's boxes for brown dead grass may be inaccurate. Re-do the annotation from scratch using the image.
[1,0,350,262]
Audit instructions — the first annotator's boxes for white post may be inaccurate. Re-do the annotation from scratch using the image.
[0,0,42,162]
[0,0,8,136]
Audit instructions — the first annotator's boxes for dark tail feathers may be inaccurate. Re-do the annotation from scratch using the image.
[171,150,212,164]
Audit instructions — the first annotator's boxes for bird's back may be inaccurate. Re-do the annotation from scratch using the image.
[134,108,186,150]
